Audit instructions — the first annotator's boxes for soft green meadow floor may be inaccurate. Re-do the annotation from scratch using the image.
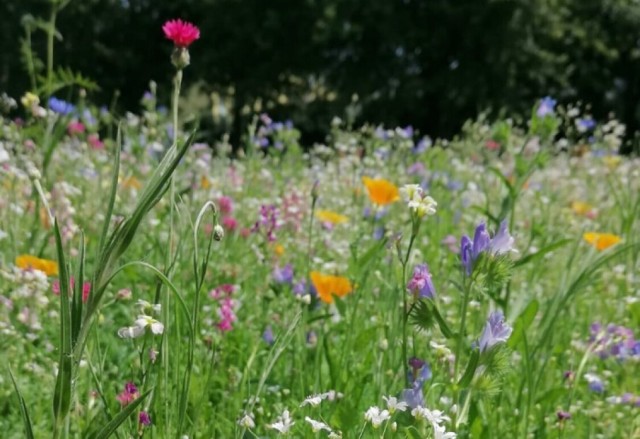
[1,111,639,438]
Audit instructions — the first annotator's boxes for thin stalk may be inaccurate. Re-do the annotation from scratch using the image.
[401,229,416,385]
[46,5,57,99]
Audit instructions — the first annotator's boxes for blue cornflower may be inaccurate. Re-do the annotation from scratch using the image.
[536,96,557,117]
[48,97,75,115]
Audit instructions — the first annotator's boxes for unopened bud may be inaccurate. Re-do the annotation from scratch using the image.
[171,47,191,69]
[213,224,224,241]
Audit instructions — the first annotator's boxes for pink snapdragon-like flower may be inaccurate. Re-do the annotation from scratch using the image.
[116,381,139,406]
[162,19,200,47]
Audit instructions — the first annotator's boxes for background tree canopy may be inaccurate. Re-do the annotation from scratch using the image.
[2,0,640,144]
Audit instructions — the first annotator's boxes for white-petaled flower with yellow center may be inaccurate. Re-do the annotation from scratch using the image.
[238,413,255,429]
[432,422,457,439]
[364,406,390,428]
[408,195,437,218]
[383,396,408,414]
[400,184,423,203]
[269,409,294,434]
[304,417,331,433]
[134,315,165,335]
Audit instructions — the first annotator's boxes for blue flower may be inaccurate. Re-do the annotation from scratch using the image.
[536,96,556,117]
[262,326,275,345]
[577,117,596,132]
[401,358,432,408]
[273,264,294,285]
[460,221,515,275]
[48,97,75,115]
[478,311,512,352]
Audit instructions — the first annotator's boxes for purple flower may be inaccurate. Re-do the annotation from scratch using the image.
[489,220,516,254]
[577,117,596,132]
[472,223,491,260]
[413,137,431,154]
[536,96,556,117]
[48,97,75,115]
[407,264,436,299]
[556,411,571,421]
[139,411,152,426]
[401,358,432,408]
[478,311,512,352]
[460,235,473,275]
[263,326,275,345]
[273,264,294,285]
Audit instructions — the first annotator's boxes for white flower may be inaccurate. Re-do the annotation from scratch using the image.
[136,299,161,314]
[432,422,457,439]
[328,432,342,439]
[400,184,423,203]
[408,196,437,218]
[300,394,323,407]
[383,396,408,414]
[0,229,7,241]
[269,409,295,434]
[364,406,390,428]
[411,406,450,425]
[238,413,255,429]
[117,325,145,339]
[134,315,165,335]
[304,417,331,433]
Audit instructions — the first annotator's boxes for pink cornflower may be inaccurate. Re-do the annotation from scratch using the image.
[162,19,200,47]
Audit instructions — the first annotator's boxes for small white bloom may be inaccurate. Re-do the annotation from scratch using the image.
[300,394,323,407]
[400,184,423,203]
[432,422,457,439]
[117,325,145,339]
[364,406,390,428]
[134,315,165,335]
[411,406,450,425]
[136,299,161,314]
[269,409,295,434]
[383,396,408,414]
[238,413,255,429]
[304,417,331,433]
[328,431,342,439]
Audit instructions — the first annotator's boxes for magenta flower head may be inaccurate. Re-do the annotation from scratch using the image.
[407,264,436,299]
[139,411,152,426]
[478,311,512,352]
[162,19,200,48]
[163,19,200,69]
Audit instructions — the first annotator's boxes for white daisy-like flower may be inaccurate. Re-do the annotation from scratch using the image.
[134,315,164,335]
[411,406,451,425]
[136,299,161,314]
[300,394,323,407]
[304,417,331,433]
[400,184,423,203]
[364,406,390,428]
[269,409,295,434]
[383,396,408,414]
[238,413,255,429]
[432,422,457,439]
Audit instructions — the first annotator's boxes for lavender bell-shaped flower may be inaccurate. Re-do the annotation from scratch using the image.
[472,223,491,260]
[489,220,516,255]
[460,235,473,275]
[478,311,512,352]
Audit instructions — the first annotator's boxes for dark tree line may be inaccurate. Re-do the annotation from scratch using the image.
[2,0,640,147]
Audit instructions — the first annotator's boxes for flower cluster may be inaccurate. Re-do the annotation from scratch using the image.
[460,221,516,275]
[252,204,282,242]
[589,323,640,361]
[400,184,438,218]
[407,263,436,299]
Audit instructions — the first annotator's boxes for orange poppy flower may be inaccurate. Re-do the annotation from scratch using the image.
[310,271,353,304]
[15,254,59,276]
[362,177,399,206]
[121,176,142,190]
[315,210,348,225]
[583,232,622,251]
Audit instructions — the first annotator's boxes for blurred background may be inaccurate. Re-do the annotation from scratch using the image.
[2,0,640,148]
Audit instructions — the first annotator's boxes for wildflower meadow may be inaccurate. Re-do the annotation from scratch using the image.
[1,16,640,439]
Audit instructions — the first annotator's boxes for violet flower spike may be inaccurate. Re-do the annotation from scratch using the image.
[489,220,516,255]
[472,223,491,260]
[460,235,473,275]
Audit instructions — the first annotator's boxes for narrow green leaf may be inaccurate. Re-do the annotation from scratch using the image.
[508,300,539,348]
[53,220,73,428]
[458,349,480,387]
[94,389,152,439]
[97,125,121,256]
[8,368,35,439]
[72,230,86,348]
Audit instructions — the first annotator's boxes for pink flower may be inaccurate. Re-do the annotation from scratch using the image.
[218,196,234,215]
[162,19,200,47]
[222,216,238,232]
[52,277,91,303]
[116,381,139,406]
[88,134,104,150]
[139,411,152,426]
[67,121,85,135]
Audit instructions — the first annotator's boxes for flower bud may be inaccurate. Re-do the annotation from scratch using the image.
[171,47,191,69]
[213,224,224,241]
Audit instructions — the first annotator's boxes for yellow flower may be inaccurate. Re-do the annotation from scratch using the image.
[583,232,622,251]
[571,201,593,216]
[362,177,399,206]
[121,176,142,190]
[274,244,285,256]
[310,271,353,304]
[21,92,39,108]
[15,254,59,276]
[603,155,621,169]
[201,176,211,189]
[315,210,348,225]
